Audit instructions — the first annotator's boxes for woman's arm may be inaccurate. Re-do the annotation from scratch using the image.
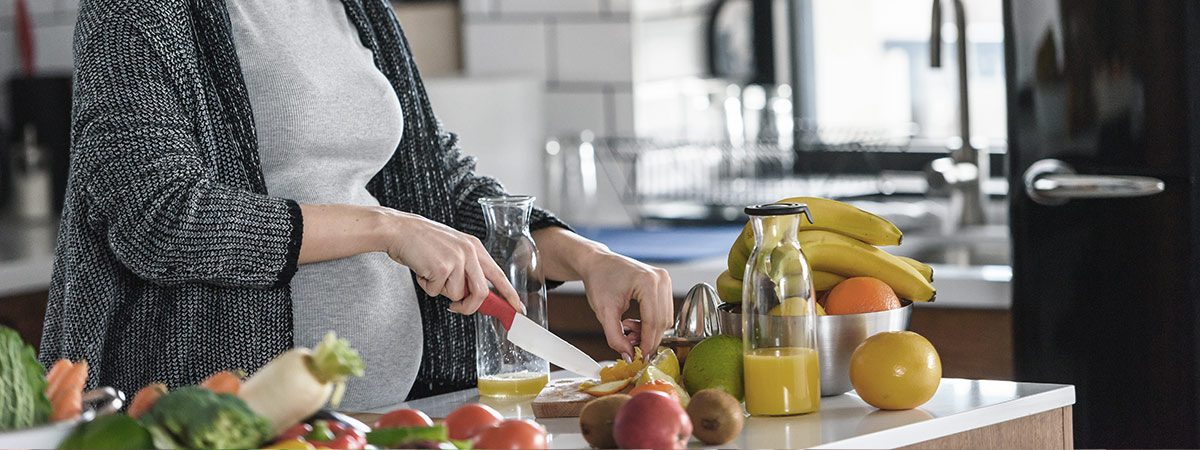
[532,227,674,362]
[298,204,521,314]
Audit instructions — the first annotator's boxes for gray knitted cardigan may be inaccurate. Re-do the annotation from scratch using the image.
[39,0,565,400]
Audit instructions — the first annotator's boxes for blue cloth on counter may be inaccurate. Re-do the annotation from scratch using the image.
[575,226,744,263]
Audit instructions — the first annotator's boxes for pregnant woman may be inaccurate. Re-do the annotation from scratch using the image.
[40,0,674,410]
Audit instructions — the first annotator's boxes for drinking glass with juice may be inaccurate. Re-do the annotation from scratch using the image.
[741,203,821,416]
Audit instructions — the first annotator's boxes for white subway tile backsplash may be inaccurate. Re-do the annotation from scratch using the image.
[22,0,54,15]
[633,15,705,81]
[611,89,636,137]
[546,89,607,138]
[605,0,631,14]
[463,20,548,79]
[553,21,631,83]
[458,0,715,140]
[461,0,496,16]
[678,0,716,15]
[634,79,688,139]
[498,0,601,16]
[32,22,73,72]
[629,0,680,18]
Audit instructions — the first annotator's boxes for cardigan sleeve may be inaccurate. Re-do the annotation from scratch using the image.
[71,13,303,289]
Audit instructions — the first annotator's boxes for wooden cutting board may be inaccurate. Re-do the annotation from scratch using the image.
[531,378,596,418]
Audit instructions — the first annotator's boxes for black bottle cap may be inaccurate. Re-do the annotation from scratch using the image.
[745,202,810,217]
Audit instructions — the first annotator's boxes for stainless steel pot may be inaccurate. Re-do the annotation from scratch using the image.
[716,300,913,396]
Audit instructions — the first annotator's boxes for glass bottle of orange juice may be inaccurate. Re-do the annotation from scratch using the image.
[475,196,549,397]
[742,203,820,416]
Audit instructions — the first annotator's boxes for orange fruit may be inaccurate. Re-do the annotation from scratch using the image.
[628,380,679,400]
[600,348,646,382]
[824,277,901,315]
[849,331,942,410]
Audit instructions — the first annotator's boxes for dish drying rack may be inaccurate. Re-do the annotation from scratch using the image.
[545,125,913,225]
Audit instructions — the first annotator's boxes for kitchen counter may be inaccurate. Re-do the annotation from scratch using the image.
[359,375,1075,449]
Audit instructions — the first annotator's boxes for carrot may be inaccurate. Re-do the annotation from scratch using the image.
[44,359,75,402]
[49,360,87,422]
[128,383,168,419]
[49,387,81,422]
[200,370,242,395]
[45,359,72,383]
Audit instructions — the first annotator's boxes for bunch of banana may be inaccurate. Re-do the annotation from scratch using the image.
[717,196,936,303]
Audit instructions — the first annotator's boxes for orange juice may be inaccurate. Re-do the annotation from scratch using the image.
[477,371,549,397]
[743,347,820,416]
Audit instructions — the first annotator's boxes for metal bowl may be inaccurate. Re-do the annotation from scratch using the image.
[715,300,913,396]
[0,387,124,448]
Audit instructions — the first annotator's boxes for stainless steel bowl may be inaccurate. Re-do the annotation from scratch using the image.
[715,300,913,396]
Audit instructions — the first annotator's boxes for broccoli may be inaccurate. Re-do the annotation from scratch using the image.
[140,386,270,449]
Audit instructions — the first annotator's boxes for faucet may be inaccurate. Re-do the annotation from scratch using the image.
[926,0,987,229]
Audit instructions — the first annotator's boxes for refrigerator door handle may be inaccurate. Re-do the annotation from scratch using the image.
[1024,159,1165,205]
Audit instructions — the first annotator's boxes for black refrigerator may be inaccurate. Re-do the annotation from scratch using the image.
[1005,0,1200,447]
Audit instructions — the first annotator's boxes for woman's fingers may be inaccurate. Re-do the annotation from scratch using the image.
[417,262,450,298]
[622,319,642,347]
[456,257,489,315]
[638,269,674,359]
[477,243,524,314]
[443,263,467,301]
[597,303,635,361]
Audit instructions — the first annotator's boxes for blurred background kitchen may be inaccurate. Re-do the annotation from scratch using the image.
[2,0,1198,447]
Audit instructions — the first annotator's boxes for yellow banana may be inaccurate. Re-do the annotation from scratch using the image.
[735,196,902,253]
[716,270,743,303]
[728,197,901,276]
[727,235,750,280]
[895,255,934,282]
[813,271,847,291]
[797,230,935,301]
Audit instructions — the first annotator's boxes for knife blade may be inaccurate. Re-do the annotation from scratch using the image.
[478,292,603,379]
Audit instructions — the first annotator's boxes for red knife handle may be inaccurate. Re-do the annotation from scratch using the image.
[478,292,516,330]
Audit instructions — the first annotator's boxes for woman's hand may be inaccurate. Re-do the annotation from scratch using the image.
[578,252,674,361]
[532,227,674,362]
[383,211,523,315]
[297,204,522,314]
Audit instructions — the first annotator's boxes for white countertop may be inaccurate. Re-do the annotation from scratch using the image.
[553,256,1012,310]
[368,374,1074,449]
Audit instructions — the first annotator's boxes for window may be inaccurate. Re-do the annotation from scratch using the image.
[796,0,1006,150]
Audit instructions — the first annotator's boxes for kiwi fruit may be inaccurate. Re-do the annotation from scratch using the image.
[686,389,744,445]
[579,394,632,448]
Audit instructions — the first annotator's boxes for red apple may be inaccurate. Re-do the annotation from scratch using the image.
[612,391,692,450]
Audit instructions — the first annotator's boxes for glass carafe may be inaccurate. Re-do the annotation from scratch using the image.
[476,196,550,397]
[741,202,820,416]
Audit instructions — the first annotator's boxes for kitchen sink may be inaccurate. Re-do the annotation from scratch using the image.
[893,225,1011,267]
[888,224,1012,309]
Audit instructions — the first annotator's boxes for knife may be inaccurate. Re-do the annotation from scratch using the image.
[478,292,603,379]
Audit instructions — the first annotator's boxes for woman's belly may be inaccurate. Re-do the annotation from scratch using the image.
[290,250,422,410]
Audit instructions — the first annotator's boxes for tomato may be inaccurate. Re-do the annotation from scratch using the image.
[279,423,314,441]
[374,408,434,429]
[473,419,548,450]
[628,380,678,400]
[444,403,503,440]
